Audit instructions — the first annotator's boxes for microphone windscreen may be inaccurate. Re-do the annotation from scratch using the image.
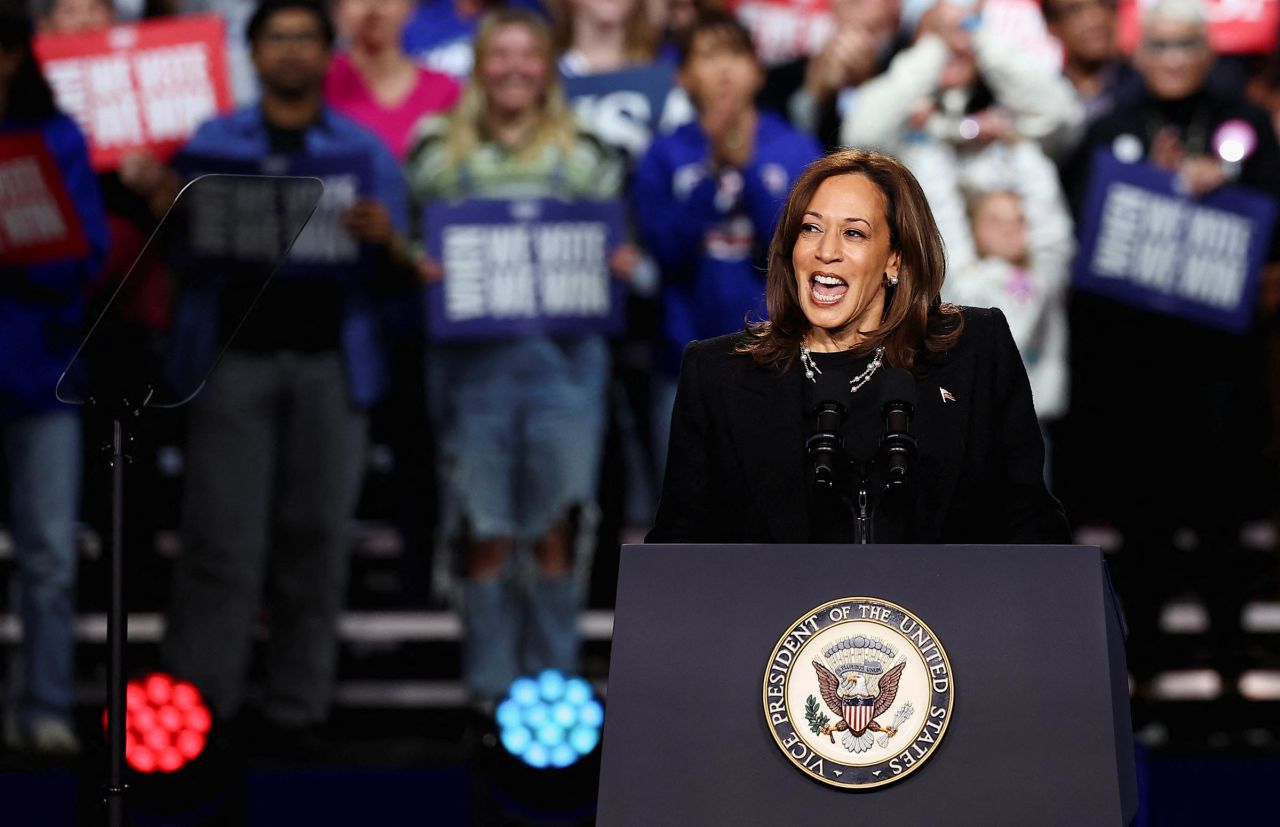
[879,367,917,409]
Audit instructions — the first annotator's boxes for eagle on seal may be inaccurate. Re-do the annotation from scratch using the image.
[812,660,906,753]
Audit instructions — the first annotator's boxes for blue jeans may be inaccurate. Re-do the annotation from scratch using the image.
[3,411,80,728]
[430,336,608,543]
[430,336,608,700]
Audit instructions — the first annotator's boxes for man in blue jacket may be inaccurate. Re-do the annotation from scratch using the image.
[632,11,822,474]
[136,0,409,744]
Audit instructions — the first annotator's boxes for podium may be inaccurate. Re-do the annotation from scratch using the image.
[598,544,1138,826]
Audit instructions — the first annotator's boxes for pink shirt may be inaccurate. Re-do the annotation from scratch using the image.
[324,53,461,161]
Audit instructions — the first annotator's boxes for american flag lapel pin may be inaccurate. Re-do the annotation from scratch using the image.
[940,387,956,403]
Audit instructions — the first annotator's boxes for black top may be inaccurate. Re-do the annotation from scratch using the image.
[646,307,1070,545]
[224,120,344,355]
[799,348,883,467]
[799,349,909,543]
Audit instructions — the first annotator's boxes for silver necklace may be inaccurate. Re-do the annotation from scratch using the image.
[800,337,886,393]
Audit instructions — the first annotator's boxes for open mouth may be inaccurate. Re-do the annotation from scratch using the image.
[809,273,848,306]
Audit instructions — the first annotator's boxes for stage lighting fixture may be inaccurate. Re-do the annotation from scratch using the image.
[496,670,603,769]
[102,673,212,774]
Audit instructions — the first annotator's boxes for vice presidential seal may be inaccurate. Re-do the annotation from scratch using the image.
[762,597,954,789]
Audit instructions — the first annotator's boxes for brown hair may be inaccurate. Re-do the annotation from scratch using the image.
[675,9,755,66]
[739,149,965,376]
[549,0,656,64]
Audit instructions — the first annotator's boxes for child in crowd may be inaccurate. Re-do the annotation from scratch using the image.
[938,141,1074,427]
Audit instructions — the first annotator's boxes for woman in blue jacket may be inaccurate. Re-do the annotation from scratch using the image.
[631,12,821,484]
[0,3,108,756]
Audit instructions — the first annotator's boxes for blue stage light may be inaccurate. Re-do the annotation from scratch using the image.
[564,677,591,706]
[495,700,523,730]
[501,726,532,756]
[497,670,603,768]
[538,670,566,701]
[568,725,600,755]
[524,704,550,729]
[537,723,564,746]
[551,701,576,728]
[510,677,539,707]
[550,743,577,768]
[579,699,604,729]
[524,742,550,769]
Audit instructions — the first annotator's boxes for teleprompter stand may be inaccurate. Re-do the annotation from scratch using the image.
[57,175,323,826]
[599,544,1138,826]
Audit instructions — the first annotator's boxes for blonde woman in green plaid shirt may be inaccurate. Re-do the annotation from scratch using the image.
[407,7,636,706]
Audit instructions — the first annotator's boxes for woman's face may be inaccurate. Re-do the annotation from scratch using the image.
[792,174,900,348]
[479,23,550,117]
[335,0,412,52]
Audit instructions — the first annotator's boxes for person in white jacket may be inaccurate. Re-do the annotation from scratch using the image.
[840,0,1084,159]
[840,1,1080,431]
[933,141,1074,425]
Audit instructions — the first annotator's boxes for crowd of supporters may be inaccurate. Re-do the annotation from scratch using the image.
[3,0,1280,755]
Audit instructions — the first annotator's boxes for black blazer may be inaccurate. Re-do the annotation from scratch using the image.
[646,307,1070,545]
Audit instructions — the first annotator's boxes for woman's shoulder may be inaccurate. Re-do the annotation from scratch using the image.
[679,331,772,381]
[950,305,1011,352]
[941,306,1026,385]
[685,331,757,362]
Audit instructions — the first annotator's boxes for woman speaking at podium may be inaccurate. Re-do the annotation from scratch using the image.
[646,150,1070,545]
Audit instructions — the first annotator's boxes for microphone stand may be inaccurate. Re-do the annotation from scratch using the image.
[809,400,914,545]
[853,480,872,545]
[808,406,881,544]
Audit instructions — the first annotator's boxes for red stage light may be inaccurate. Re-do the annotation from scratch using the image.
[185,707,212,734]
[176,730,206,760]
[144,728,169,751]
[145,674,172,706]
[157,748,183,773]
[129,746,157,774]
[172,683,198,710]
[158,705,182,732]
[103,673,211,773]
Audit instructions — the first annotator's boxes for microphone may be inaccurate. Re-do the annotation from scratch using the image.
[806,369,848,489]
[878,368,917,488]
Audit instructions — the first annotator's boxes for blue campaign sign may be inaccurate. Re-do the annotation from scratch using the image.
[561,64,689,158]
[174,152,374,279]
[424,197,627,340]
[1073,150,1279,333]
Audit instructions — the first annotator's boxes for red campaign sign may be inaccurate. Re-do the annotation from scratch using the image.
[1117,0,1279,55]
[33,14,233,171]
[728,0,833,66]
[0,132,89,267]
